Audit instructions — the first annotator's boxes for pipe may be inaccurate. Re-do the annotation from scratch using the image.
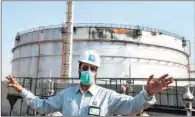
[61,0,74,78]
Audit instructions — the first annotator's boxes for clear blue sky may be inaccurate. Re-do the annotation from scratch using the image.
[2,1,195,80]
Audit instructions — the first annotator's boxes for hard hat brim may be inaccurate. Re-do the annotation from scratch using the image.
[78,60,100,67]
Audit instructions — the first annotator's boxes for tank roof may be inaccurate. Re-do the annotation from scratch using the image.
[18,23,184,40]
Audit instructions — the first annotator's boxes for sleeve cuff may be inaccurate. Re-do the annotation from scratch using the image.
[143,90,153,101]
[19,88,29,98]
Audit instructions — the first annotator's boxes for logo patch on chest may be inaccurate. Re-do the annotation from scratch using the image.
[92,101,97,106]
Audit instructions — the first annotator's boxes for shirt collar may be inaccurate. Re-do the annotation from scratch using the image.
[76,83,99,96]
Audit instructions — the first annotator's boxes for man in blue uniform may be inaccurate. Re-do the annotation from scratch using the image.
[6,50,174,116]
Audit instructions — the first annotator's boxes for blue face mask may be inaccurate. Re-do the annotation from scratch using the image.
[80,71,95,85]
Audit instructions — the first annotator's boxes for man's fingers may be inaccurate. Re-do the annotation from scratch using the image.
[7,83,14,87]
[162,87,172,91]
[158,74,169,81]
[165,80,174,85]
[147,75,154,83]
[164,77,173,82]
[6,75,15,83]
[5,79,11,84]
[163,80,173,87]
[164,78,174,86]
[9,75,15,81]
[6,76,12,82]
[166,87,172,91]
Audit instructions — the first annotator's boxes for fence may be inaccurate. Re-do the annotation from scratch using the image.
[6,77,195,116]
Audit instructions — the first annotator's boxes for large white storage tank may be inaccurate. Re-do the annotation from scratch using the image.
[190,64,195,78]
[11,23,190,86]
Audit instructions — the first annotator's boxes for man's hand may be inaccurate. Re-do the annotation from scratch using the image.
[6,75,23,92]
[146,74,174,95]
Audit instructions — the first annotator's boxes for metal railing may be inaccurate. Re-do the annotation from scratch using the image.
[18,23,184,40]
[8,77,195,104]
[6,77,195,116]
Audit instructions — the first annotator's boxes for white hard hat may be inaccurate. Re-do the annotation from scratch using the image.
[79,50,101,67]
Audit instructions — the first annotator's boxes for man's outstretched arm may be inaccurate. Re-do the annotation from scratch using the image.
[6,75,63,114]
[109,74,174,115]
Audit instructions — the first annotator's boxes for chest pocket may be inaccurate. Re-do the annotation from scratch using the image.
[89,98,109,116]
[63,97,78,115]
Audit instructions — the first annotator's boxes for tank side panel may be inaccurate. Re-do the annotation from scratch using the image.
[38,56,62,77]
[20,45,29,57]
[51,28,61,40]
[11,61,17,76]
[131,63,189,86]
[74,27,89,39]
[71,55,79,78]
[19,32,33,45]
[19,58,28,76]
[28,57,37,77]
[39,42,62,77]
[129,46,188,66]
[71,27,184,51]
[39,57,52,77]
[74,41,187,66]
[190,64,195,85]
[72,41,188,87]
[42,29,51,41]
[12,43,38,77]
[40,42,62,55]
[141,31,183,51]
